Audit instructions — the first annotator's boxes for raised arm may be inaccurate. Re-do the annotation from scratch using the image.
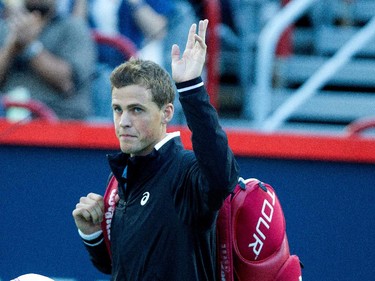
[172,19,239,210]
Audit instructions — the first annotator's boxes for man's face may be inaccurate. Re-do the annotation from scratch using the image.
[112,85,169,157]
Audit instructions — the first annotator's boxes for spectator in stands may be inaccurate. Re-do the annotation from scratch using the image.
[70,0,197,66]
[69,0,174,68]
[0,0,96,120]
[66,0,197,121]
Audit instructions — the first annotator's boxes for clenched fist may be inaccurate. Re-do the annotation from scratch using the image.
[72,193,104,235]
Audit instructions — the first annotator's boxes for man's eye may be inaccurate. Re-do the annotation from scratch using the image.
[113,106,122,113]
[133,107,143,113]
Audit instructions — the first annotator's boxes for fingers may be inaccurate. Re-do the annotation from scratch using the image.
[193,34,206,50]
[88,193,104,210]
[193,19,208,50]
[184,23,197,52]
[182,19,208,55]
[176,19,208,56]
[73,193,104,225]
[171,44,181,63]
[197,19,208,43]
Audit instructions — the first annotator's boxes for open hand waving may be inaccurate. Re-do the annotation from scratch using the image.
[171,19,208,83]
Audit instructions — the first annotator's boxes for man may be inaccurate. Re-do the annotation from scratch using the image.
[72,19,239,280]
[0,0,95,120]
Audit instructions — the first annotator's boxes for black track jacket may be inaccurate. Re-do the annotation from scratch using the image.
[81,77,239,280]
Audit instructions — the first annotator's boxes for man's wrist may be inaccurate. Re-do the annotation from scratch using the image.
[78,229,103,240]
[176,77,203,93]
[78,229,104,247]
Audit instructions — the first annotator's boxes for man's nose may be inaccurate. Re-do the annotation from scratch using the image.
[119,112,131,127]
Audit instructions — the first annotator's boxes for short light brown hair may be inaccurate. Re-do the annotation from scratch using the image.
[110,58,175,109]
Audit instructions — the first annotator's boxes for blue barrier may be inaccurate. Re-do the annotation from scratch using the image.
[1,121,374,280]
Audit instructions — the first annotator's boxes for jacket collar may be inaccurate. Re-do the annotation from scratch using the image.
[107,133,182,183]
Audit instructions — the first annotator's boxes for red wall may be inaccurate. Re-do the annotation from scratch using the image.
[0,119,374,164]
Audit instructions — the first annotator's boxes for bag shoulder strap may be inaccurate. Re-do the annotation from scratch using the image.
[101,174,118,259]
[217,185,239,281]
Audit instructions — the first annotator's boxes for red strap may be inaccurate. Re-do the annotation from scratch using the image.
[217,186,239,281]
[101,175,118,259]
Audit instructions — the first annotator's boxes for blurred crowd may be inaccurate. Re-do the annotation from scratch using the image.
[0,0,213,122]
[0,0,363,124]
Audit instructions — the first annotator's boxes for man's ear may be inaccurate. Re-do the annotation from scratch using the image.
[162,103,174,124]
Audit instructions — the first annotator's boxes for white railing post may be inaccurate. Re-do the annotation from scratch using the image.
[250,0,317,125]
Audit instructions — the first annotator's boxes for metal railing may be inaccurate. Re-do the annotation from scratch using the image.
[262,15,375,132]
[249,0,317,125]
[250,0,375,132]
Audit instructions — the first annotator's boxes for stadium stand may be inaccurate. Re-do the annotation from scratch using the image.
[275,0,375,127]
[217,0,375,133]
[1,0,374,135]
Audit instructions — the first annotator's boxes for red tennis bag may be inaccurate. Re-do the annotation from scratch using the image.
[102,176,303,280]
[217,177,302,281]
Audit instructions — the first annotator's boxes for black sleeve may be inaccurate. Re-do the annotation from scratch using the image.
[81,233,112,274]
[176,77,239,210]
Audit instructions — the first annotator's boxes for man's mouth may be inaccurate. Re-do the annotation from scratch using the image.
[119,134,136,140]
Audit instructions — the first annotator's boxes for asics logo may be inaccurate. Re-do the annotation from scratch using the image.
[141,192,150,206]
